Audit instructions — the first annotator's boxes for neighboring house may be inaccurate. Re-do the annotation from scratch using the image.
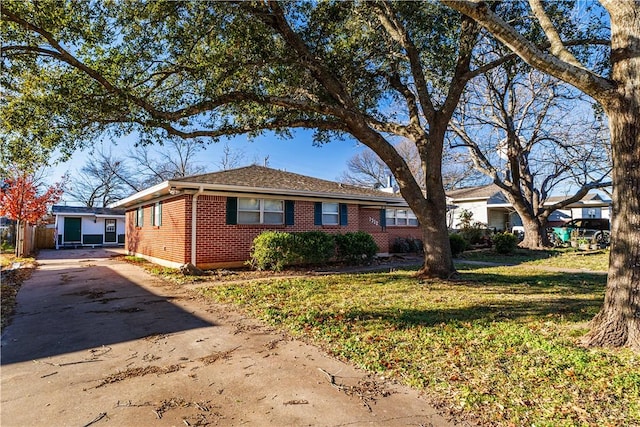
[52,206,126,249]
[446,184,612,231]
[110,166,422,269]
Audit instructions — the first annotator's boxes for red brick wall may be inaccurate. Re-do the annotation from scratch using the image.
[126,195,424,268]
[125,196,190,264]
[358,208,388,253]
[387,226,423,251]
[194,197,362,267]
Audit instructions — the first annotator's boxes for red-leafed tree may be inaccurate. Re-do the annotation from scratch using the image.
[0,172,65,255]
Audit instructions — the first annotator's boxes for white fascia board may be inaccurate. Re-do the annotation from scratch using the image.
[109,182,170,208]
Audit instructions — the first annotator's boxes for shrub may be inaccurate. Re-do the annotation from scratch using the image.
[248,231,297,271]
[492,232,518,254]
[449,233,468,257]
[407,237,423,253]
[390,237,411,253]
[391,237,424,254]
[334,231,378,265]
[293,231,335,265]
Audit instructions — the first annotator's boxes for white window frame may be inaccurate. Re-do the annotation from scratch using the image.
[237,198,284,225]
[135,207,144,227]
[152,202,162,226]
[386,208,418,226]
[322,202,339,225]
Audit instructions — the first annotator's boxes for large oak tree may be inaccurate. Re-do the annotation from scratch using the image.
[442,0,639,349]
[1,0,506,278]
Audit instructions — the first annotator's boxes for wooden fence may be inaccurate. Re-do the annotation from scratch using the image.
[14,224,55,257]
[35,227,55,249]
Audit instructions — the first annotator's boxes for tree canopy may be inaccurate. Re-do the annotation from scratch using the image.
[3,0,494,278]
[0,170,64,224]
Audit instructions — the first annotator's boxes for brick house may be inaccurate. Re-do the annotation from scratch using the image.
[111,165,422,269]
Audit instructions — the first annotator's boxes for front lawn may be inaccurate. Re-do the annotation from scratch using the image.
[200,265,638,426]
[459,248,609,272]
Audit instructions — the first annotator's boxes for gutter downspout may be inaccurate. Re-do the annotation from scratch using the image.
[191,186,204,266]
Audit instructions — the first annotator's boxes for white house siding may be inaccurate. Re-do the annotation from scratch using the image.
[450,201,489,229]
[487,209,509,231]
[54,214,126,248]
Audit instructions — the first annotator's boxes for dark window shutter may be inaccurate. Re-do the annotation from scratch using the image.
[226,197,238,225]
[339,203,348,226]
[380,208,386,229]
[285,200,295,225]
[314,202,322,225]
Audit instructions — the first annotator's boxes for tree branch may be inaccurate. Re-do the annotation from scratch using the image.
[528,0,586,70]
[440,0,614,101]
[372,1,436,122]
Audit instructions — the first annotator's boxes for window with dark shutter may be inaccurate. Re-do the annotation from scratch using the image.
[285,200,295,225]
[226,197,238,225]
[314,202,322,225]
[339,203,348,226]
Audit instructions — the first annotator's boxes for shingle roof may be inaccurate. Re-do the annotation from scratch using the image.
[173,165,400,200]
[446,184,503,201]
[52,206,125,216]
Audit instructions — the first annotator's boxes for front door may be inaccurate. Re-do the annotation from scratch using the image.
[63,217,82,243]
[105,219,116,243]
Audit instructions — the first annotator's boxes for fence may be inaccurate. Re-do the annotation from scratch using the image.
[13,224,55,257]
[35,227,55,249]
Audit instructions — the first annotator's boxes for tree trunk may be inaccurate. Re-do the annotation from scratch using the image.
[503,192,550,249]
[582,5,640,349]
[518,216,550,249]
[582,100,640,349]
[415,126,456,279]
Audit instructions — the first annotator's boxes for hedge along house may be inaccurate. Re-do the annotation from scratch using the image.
[110,165,422,269]
[52,206,126,249]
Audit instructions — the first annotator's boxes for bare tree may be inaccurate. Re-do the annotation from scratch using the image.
[341,139,480,190]
[216,141,246,171]
[67,150,139,207]
[443,0,639,348]
[451,66,611,248]
[131,138,208,187]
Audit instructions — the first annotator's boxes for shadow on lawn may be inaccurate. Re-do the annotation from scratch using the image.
[344,270,606,326]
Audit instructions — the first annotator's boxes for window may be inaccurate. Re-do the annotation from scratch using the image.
[386,208,418,226]
[237,198,284,224]
[151,202,162,226]
[135,207,144,227]
[322,202,339,225]
[105,219,116,233]
[314,202,348,226]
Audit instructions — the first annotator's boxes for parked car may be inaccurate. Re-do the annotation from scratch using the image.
[551,218,610,247]
[510,225,525,241]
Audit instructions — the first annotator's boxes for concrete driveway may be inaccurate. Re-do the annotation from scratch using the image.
[1,248,456,426]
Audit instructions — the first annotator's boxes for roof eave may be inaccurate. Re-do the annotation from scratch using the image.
[112,180,404,208]
[109,182,170,208]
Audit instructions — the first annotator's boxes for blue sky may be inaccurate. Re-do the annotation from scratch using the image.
[50,129,367,204]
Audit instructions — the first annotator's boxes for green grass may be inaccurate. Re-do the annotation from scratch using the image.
[459,248,609,272]
[523,250,609,271]
[458,247,559,264]
[200,265,638,427]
